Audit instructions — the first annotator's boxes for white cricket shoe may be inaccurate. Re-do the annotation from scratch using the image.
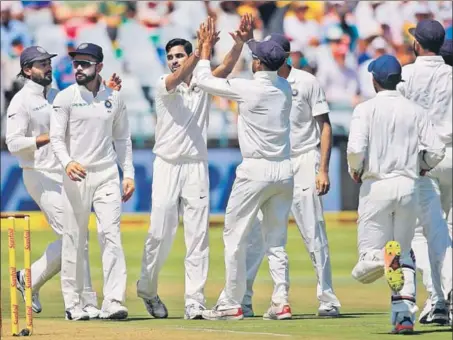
[16,270,42,313]
[142,296,168,319]
[184,303,205,320]
[202,306,244,320]
[263,303,292,320]
[83,305,100,319]
[99,300,128,320]
[318,304,340,317]
[419,297,432,324]
[65,306,90,321]
[242,304,254,317]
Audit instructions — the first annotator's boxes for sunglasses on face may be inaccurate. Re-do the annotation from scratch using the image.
[72,60,97,69]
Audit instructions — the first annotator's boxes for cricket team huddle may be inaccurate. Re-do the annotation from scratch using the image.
[4,12,452,335]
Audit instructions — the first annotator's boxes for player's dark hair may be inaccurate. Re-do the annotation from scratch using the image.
[17,64,32,79]
[165,38,193,56]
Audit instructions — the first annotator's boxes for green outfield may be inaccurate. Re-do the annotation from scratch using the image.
[0,219,450,340]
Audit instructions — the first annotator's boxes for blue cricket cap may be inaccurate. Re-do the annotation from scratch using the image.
[69,42,104,62]
[368,54,403,86]
[440,39,452,57]
[409,19,445,51]
[20,46,57,68]
[247,39,288,71]
[264,33,291,53]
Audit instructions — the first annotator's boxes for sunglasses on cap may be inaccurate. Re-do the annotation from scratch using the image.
[72,60,98,69]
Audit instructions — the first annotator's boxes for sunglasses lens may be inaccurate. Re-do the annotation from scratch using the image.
[73,61,92,68]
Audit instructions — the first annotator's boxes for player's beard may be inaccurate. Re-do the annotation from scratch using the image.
[75,68,97,85]
[31,70,52,87]
[413,41,419,57]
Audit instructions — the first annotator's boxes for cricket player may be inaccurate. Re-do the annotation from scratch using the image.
[348,54,445,334]
[398,19,452,325]
[5,46,121,319]
[136,16,253,321]
[50,43,135,321]
[194,20,294,321]
[240,33,341,318]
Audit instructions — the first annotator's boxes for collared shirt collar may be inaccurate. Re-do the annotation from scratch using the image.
[78,78,107,98]
[253,71,279,82]
[414,55,445,65]
[24,79,46,95]
[376,90,401,98]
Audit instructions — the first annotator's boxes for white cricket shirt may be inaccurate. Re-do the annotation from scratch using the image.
[6,80,61,171]
[195,60,292,161]
[50,83,135,179]
[347,91,445,180]
[287,67,330,156]
[152,67,211,162]
[398,56,452,146]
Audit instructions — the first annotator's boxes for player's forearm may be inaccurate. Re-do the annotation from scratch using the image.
[212,42,243,78]
[6,135,38,154]
[114,139,135,179]
[195,60,241,100]
[318,121,332,173]
[50,112,72,169]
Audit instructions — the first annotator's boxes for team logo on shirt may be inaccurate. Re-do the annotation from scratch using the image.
[104,100,112,109]
[292,89,299,97]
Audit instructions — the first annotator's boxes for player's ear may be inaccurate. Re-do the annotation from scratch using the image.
[96,62,104,74]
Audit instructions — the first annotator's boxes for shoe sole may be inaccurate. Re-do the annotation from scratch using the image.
[431,315,448,325]
[100,310,128,320]
[16,274,42,314]
[384,241,404,292]
[318,311,340,317]
[203,315,244,321]
[184,314,204,320]
[65,314,90,321]
[392,327,414,334]
[263,313,292,320]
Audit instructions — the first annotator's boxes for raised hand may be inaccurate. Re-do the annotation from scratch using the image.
[104,73,122,91]
[199,17,220,48]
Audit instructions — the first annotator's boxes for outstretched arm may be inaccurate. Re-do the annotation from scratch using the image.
[212,14,254,79]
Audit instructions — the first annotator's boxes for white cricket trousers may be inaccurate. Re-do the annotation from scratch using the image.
[217,158,294,308]
[22,169,97,306]
[243,149,340,308]
[61,163,127,310]
[137,157,209,306]
[411,146,452,303]
[357,176,417,313]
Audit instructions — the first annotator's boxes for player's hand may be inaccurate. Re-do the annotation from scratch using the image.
[66,161,87,181]
[351,171,362,184]
[316,171,330,196]
[200,17,220,48]
[104,73,122,91]
[238,13,254,42]
[122,178,135,202]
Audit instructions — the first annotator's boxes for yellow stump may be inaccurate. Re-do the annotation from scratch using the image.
[24,216,33,335]
[8,217,19,336]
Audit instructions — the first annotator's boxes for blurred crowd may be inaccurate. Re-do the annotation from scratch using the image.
[1,1,452,142]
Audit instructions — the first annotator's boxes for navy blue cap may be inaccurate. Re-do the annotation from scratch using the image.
[409,19,445,50]
[20,46,57,68]
[69,43,104,62]
[247,40,288,71]
[264,33,291,53]
[440,39,452,57]
[368,54,403,86]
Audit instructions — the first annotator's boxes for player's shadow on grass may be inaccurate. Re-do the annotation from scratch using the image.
[376,328,452,336]
[291,314,359,320]
[124,316,182,321]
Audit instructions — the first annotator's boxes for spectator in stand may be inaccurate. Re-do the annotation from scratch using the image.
[1,2,32,55]
[53,41,76,90]
[284,2,321,54]
[358,36,391,100]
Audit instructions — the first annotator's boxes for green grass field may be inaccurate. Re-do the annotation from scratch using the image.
[0,220,451,340]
